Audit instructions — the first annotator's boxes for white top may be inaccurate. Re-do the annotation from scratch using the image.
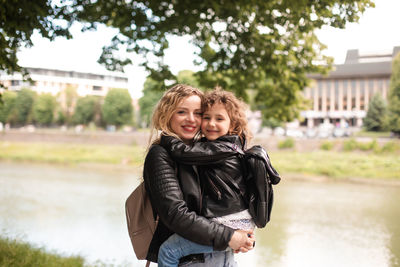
[212,209,255,230]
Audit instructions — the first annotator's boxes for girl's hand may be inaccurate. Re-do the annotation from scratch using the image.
[228,229,255,252]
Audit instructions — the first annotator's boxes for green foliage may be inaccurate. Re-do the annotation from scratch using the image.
[14,88,36,125]
[177,70,201,88]
[343,138,383,152]
[32,93,56,126]
[388,52,400,135]
[73,95,102,126]
[364,93,388,131]
[0,91,17,123]
[343,138,358,151]
[320,141,334,151]
[102,88,133,127]
[0,1,75,78]
[379,141,400,153]
[138,78,164,128]
[59,86,79,126]
[1,0,374,122]
[0,236,85,267]
[278,138,295,149]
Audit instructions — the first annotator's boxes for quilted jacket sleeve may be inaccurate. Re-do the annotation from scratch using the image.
[160,135,242,165]
[143,145,235,250]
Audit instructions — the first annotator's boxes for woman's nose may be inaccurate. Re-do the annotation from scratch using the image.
[186,113,195,122]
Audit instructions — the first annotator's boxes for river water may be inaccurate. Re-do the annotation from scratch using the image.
[0,162,399,267]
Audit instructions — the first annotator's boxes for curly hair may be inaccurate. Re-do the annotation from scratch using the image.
[149,84,204,146]
[202,87,252,143]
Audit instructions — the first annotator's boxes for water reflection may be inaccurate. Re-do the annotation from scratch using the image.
[0,162,399,267]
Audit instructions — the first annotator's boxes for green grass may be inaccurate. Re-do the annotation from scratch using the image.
[0,142,146,166]
[0,236,85,267]
[1,140,399,180]
[353,130,392,138]
[271,150,400,180]
[278,138,295,149]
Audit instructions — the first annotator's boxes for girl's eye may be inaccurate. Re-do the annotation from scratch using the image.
[177,110,185,114]
[203,116,210,120]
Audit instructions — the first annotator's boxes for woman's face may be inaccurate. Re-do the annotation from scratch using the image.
[170,95,202,144]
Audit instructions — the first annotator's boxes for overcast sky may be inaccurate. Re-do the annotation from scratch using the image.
[17,0,400,98]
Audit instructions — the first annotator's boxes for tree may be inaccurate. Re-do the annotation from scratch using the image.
[388,52,400,135]
[73,95,102,126]
[0,0,75,77]
[0,91,17,123]
[32,93,56,126]
[102,88,133,127]
[1,0,374,121]
[138,78,164,128]
[14,88,36,125]
[363,93,387,132]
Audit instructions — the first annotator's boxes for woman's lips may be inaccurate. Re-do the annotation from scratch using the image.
[182,125,197,132]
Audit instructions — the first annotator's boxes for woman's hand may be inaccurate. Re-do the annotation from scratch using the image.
[228,229,255,252]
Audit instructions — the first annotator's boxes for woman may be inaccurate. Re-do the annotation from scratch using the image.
[143,84,254,266]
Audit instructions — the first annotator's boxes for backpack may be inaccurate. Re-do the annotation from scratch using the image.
[244,145,281,228]
[125,182,158,262]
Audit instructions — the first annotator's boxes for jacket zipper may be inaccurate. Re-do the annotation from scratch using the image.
[208,177,222,200]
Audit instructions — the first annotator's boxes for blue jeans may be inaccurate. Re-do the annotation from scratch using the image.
[181,250,238,267]
[158,234,214,267]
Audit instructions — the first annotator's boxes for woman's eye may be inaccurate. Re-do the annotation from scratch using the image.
[195,112,202,116]
[177,110,185,114]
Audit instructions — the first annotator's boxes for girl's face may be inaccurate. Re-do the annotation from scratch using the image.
[201,103,231,141]
[170,95,202,144]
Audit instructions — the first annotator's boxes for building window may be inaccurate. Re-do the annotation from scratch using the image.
[11,80,20,86]
[334,81,339,110]
[93,86,102,91]
[343,80,348,110]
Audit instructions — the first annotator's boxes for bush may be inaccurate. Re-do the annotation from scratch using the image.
[357,139,379,151]
[278,138,295,149]
[379,141,400,153]
[320,141,334,151]
[343,138,358,151]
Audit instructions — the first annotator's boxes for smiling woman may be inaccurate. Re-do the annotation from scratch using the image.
[170,95,202,144]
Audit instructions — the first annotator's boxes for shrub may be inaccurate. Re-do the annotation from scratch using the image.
[343,138,358,151]
[278,138,295,149]
[320,141,334,151]
[357,139,379,151]
[379,141,400,153]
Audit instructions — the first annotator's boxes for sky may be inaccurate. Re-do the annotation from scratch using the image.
[17,0,400,99]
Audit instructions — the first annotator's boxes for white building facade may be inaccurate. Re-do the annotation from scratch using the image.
[301,47,400,128]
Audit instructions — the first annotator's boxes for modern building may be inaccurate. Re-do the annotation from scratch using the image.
[0,67,129,96]
[301,46,400,128]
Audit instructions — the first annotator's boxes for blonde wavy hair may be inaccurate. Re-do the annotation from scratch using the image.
[202,87,252,144]
[148,84,204,147]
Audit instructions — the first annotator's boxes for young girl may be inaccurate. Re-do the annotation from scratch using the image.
[157,88,255,267]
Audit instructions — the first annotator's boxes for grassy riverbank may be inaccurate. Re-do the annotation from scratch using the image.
[0,236,86,267]
[1,140,399,180]
[0,141,146,166]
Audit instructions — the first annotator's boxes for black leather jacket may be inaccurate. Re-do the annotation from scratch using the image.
[160,135,249,218]
[143,143,235,263]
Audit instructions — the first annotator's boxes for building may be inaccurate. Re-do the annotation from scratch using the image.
[301,46,400,128]
[0,66,129,97]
